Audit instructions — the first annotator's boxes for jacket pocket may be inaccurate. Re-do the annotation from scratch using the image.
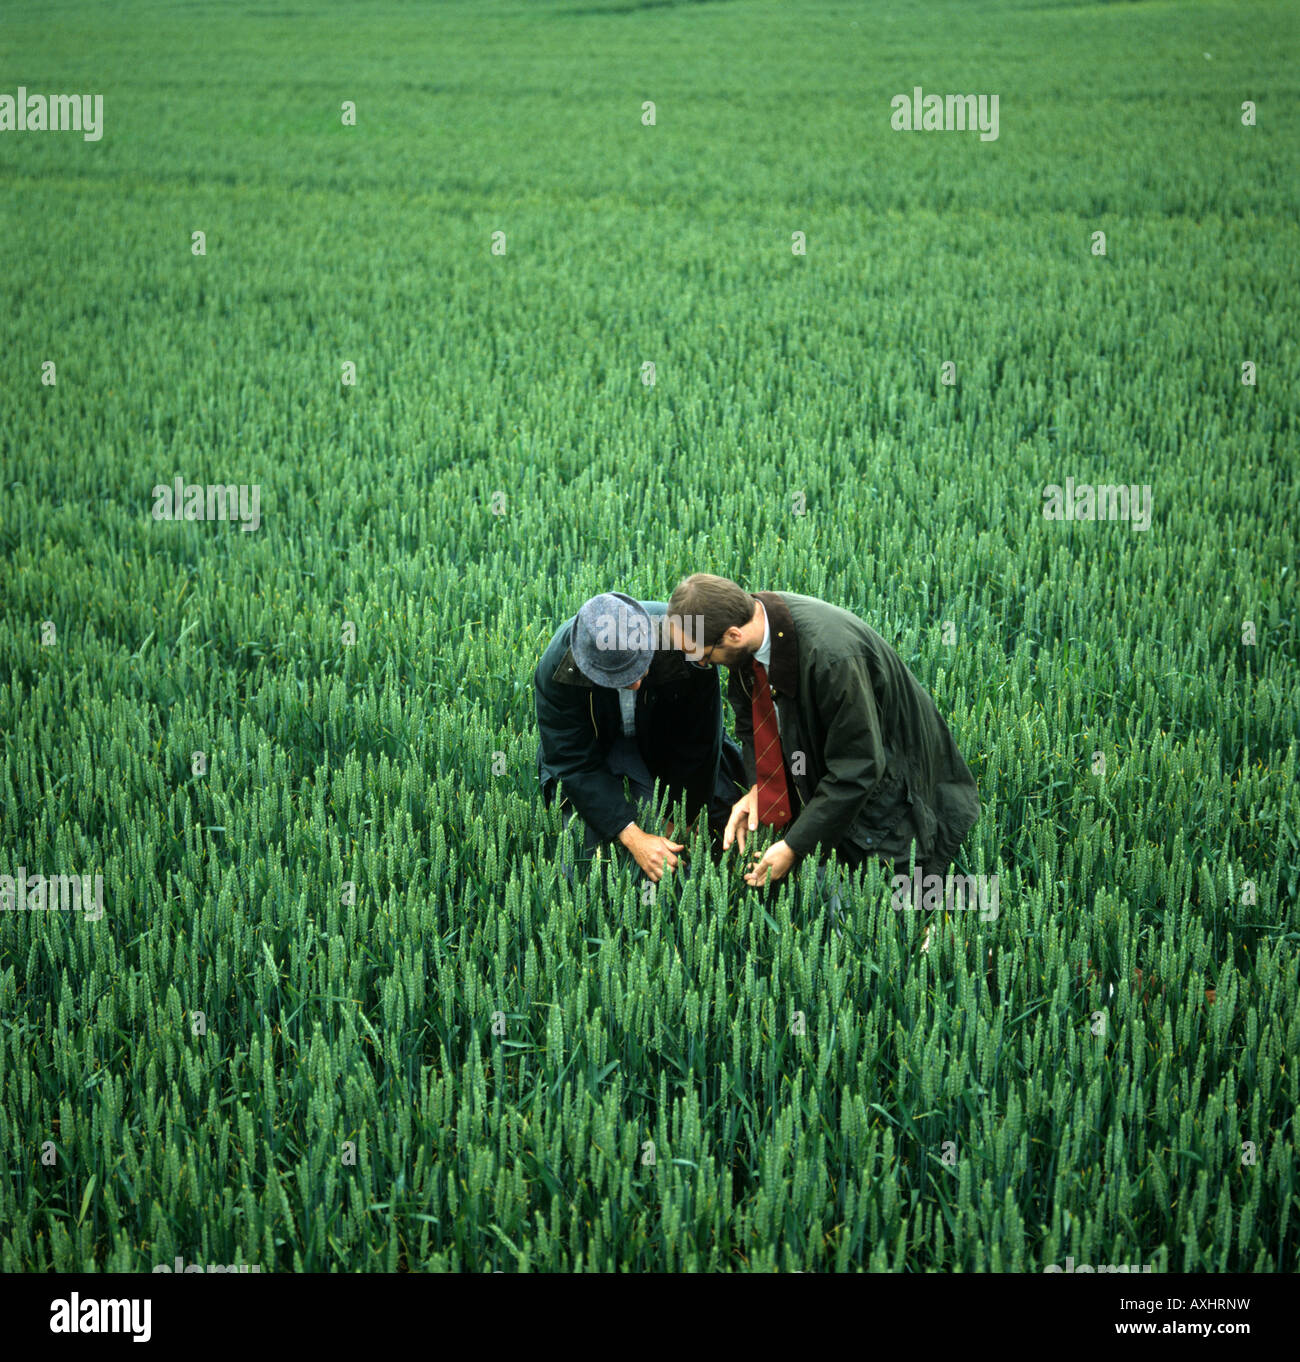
[841,767,909,854]
[860,768,910,834]
[899,779,938,855]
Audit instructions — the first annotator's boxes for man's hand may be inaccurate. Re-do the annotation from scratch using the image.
[618,824,685,883]
[745,839,796,887]
[723,785,759,854]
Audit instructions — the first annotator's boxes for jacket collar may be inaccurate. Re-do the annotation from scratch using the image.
[753,592,798,694]
[552,645,594,688]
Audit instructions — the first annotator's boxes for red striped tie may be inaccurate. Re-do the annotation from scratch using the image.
[751,660,791,826]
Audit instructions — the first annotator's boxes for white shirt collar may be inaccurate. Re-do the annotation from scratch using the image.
[754,600,771,668]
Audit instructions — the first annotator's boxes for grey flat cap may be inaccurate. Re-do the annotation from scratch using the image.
[570,592,656,689]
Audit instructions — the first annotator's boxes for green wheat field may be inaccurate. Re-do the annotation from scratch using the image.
[1,0,1297,1272]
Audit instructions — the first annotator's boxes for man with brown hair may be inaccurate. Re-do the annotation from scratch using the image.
[665,574,979,891]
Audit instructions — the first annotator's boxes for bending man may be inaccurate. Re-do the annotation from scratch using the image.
[535,591,746,882]
[666,574,980,889]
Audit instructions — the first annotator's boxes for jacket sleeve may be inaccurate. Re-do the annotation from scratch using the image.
[782,653,884,858]
[534,667,638,843]
[727,665,757,786]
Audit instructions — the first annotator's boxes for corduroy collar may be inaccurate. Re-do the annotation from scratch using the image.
[753,592,798,695]
[552,646,594,688]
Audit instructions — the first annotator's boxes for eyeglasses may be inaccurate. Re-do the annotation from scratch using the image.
[670,629,719,667]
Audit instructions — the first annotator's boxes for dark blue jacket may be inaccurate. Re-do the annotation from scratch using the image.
[534,601,742,842]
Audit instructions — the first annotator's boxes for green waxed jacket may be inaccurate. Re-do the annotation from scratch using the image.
[726,592,980,868]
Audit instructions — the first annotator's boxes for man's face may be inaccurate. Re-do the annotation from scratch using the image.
[669,623,747,669]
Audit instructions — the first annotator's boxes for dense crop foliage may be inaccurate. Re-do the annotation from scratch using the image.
[1,0,1297,1272]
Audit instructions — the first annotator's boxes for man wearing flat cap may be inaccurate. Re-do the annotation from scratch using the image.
[534,592,746,882]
